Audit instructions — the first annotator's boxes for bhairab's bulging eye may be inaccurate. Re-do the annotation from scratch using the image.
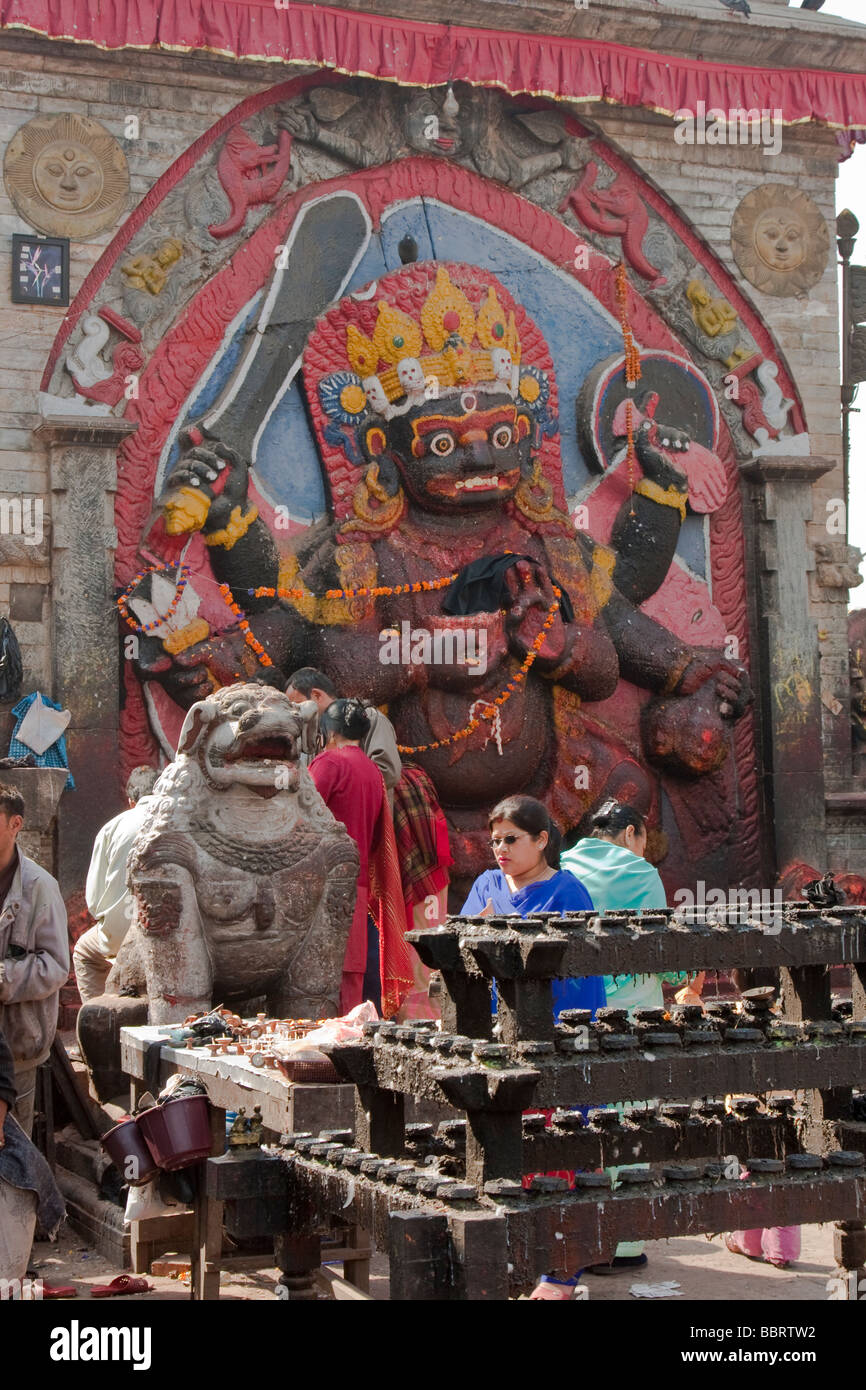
[492,426,513,449]
[430,432,455,457]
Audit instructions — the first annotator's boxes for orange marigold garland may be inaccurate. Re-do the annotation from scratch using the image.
[247,573,458,602]
[122,564,561,754]
[218,583,274,668]
[117,563,191,634]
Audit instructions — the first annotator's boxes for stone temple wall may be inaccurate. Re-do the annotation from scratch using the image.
[0,37,282,763]
[0,27,860,898]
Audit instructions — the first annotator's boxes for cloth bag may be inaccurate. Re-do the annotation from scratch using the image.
[15,692,71,756]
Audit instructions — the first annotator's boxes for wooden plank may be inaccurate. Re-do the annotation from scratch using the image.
[120,1025,352,1135]
[131,1212,195,1276]
[190,1105,226,1301]
[51,1037,100,1140]
[153,1251,277,1276]
[321,1244,373,1264]
[412,913,866,980]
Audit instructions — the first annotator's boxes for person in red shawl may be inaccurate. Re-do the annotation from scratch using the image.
[309,697,412,1017]
[391,762,452,1019]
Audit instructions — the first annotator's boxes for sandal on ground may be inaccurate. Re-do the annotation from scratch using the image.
[89,1274,153,1298]
[41,1282,78,1298]
[587,1253,648,1275]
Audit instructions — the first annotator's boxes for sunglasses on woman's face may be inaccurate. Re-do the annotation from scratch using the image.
[489,833,528,848]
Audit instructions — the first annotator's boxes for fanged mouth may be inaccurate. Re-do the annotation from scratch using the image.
[224,737,295,765]
[428,470,519,497]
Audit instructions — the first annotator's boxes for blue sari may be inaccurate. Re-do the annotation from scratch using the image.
[461,869,605,1018]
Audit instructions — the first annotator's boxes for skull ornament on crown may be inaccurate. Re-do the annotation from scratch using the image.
[306,261,560,529]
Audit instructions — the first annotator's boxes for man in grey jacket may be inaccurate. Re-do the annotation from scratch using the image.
[285,667,402,798]
[0,784,69,1137]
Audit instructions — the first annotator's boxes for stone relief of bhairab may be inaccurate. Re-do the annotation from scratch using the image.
[40,75,816,892]
[4,112,129,239]
[123,249,752,896]
[104,685,359,1024]
[731,184,830,298]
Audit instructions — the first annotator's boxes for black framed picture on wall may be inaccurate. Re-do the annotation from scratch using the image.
[11,233,70,305]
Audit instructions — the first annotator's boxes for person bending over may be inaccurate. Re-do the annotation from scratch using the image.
[286,667,401,799]
[76,765,158,1004]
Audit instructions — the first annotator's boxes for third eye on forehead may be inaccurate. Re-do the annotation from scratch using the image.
[412,405,517,440]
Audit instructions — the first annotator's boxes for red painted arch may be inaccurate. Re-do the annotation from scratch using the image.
[44,77,807,451]
[109,153,761,880]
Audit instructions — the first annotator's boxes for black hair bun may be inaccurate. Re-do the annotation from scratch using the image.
[342,698,371,740]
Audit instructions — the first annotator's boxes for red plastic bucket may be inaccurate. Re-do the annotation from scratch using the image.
[137,1094,212,1171]
[101,1116,161,1186]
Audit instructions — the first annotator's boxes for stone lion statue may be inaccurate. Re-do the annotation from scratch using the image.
[78,685,360,1098]
[113,683,360,1023]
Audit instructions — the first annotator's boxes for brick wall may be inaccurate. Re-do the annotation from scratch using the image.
[0,35,278,703]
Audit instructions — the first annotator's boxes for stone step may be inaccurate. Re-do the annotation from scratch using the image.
[64,1053,129,1137]
[54,1126,126,1203]
[55,1163,131,1269]
[55,1129,108,1187]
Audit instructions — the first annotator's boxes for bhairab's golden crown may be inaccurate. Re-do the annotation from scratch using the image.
[345,266,522,413]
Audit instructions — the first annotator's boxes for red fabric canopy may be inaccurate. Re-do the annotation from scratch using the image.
[3,0,866,130]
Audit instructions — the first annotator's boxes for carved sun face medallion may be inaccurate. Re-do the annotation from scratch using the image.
[4,113,129,238]
[731,184,829,297]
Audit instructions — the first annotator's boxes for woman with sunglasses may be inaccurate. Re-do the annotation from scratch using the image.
[460,794,604,1018]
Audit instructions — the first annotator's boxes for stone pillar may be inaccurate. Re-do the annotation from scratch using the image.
[33,418,137,895]
[739,455,834,876]
[0,767,68,872]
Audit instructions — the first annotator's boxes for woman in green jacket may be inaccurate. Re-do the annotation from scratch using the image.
[561,801,700,1012]
[561,801,701,1273]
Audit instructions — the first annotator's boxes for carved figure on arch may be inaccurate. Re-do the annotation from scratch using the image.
[208,124,294,239]
[561,161,665,286]
[669,279,752,369]
[65,306,144,406]
[278,84,402,170]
